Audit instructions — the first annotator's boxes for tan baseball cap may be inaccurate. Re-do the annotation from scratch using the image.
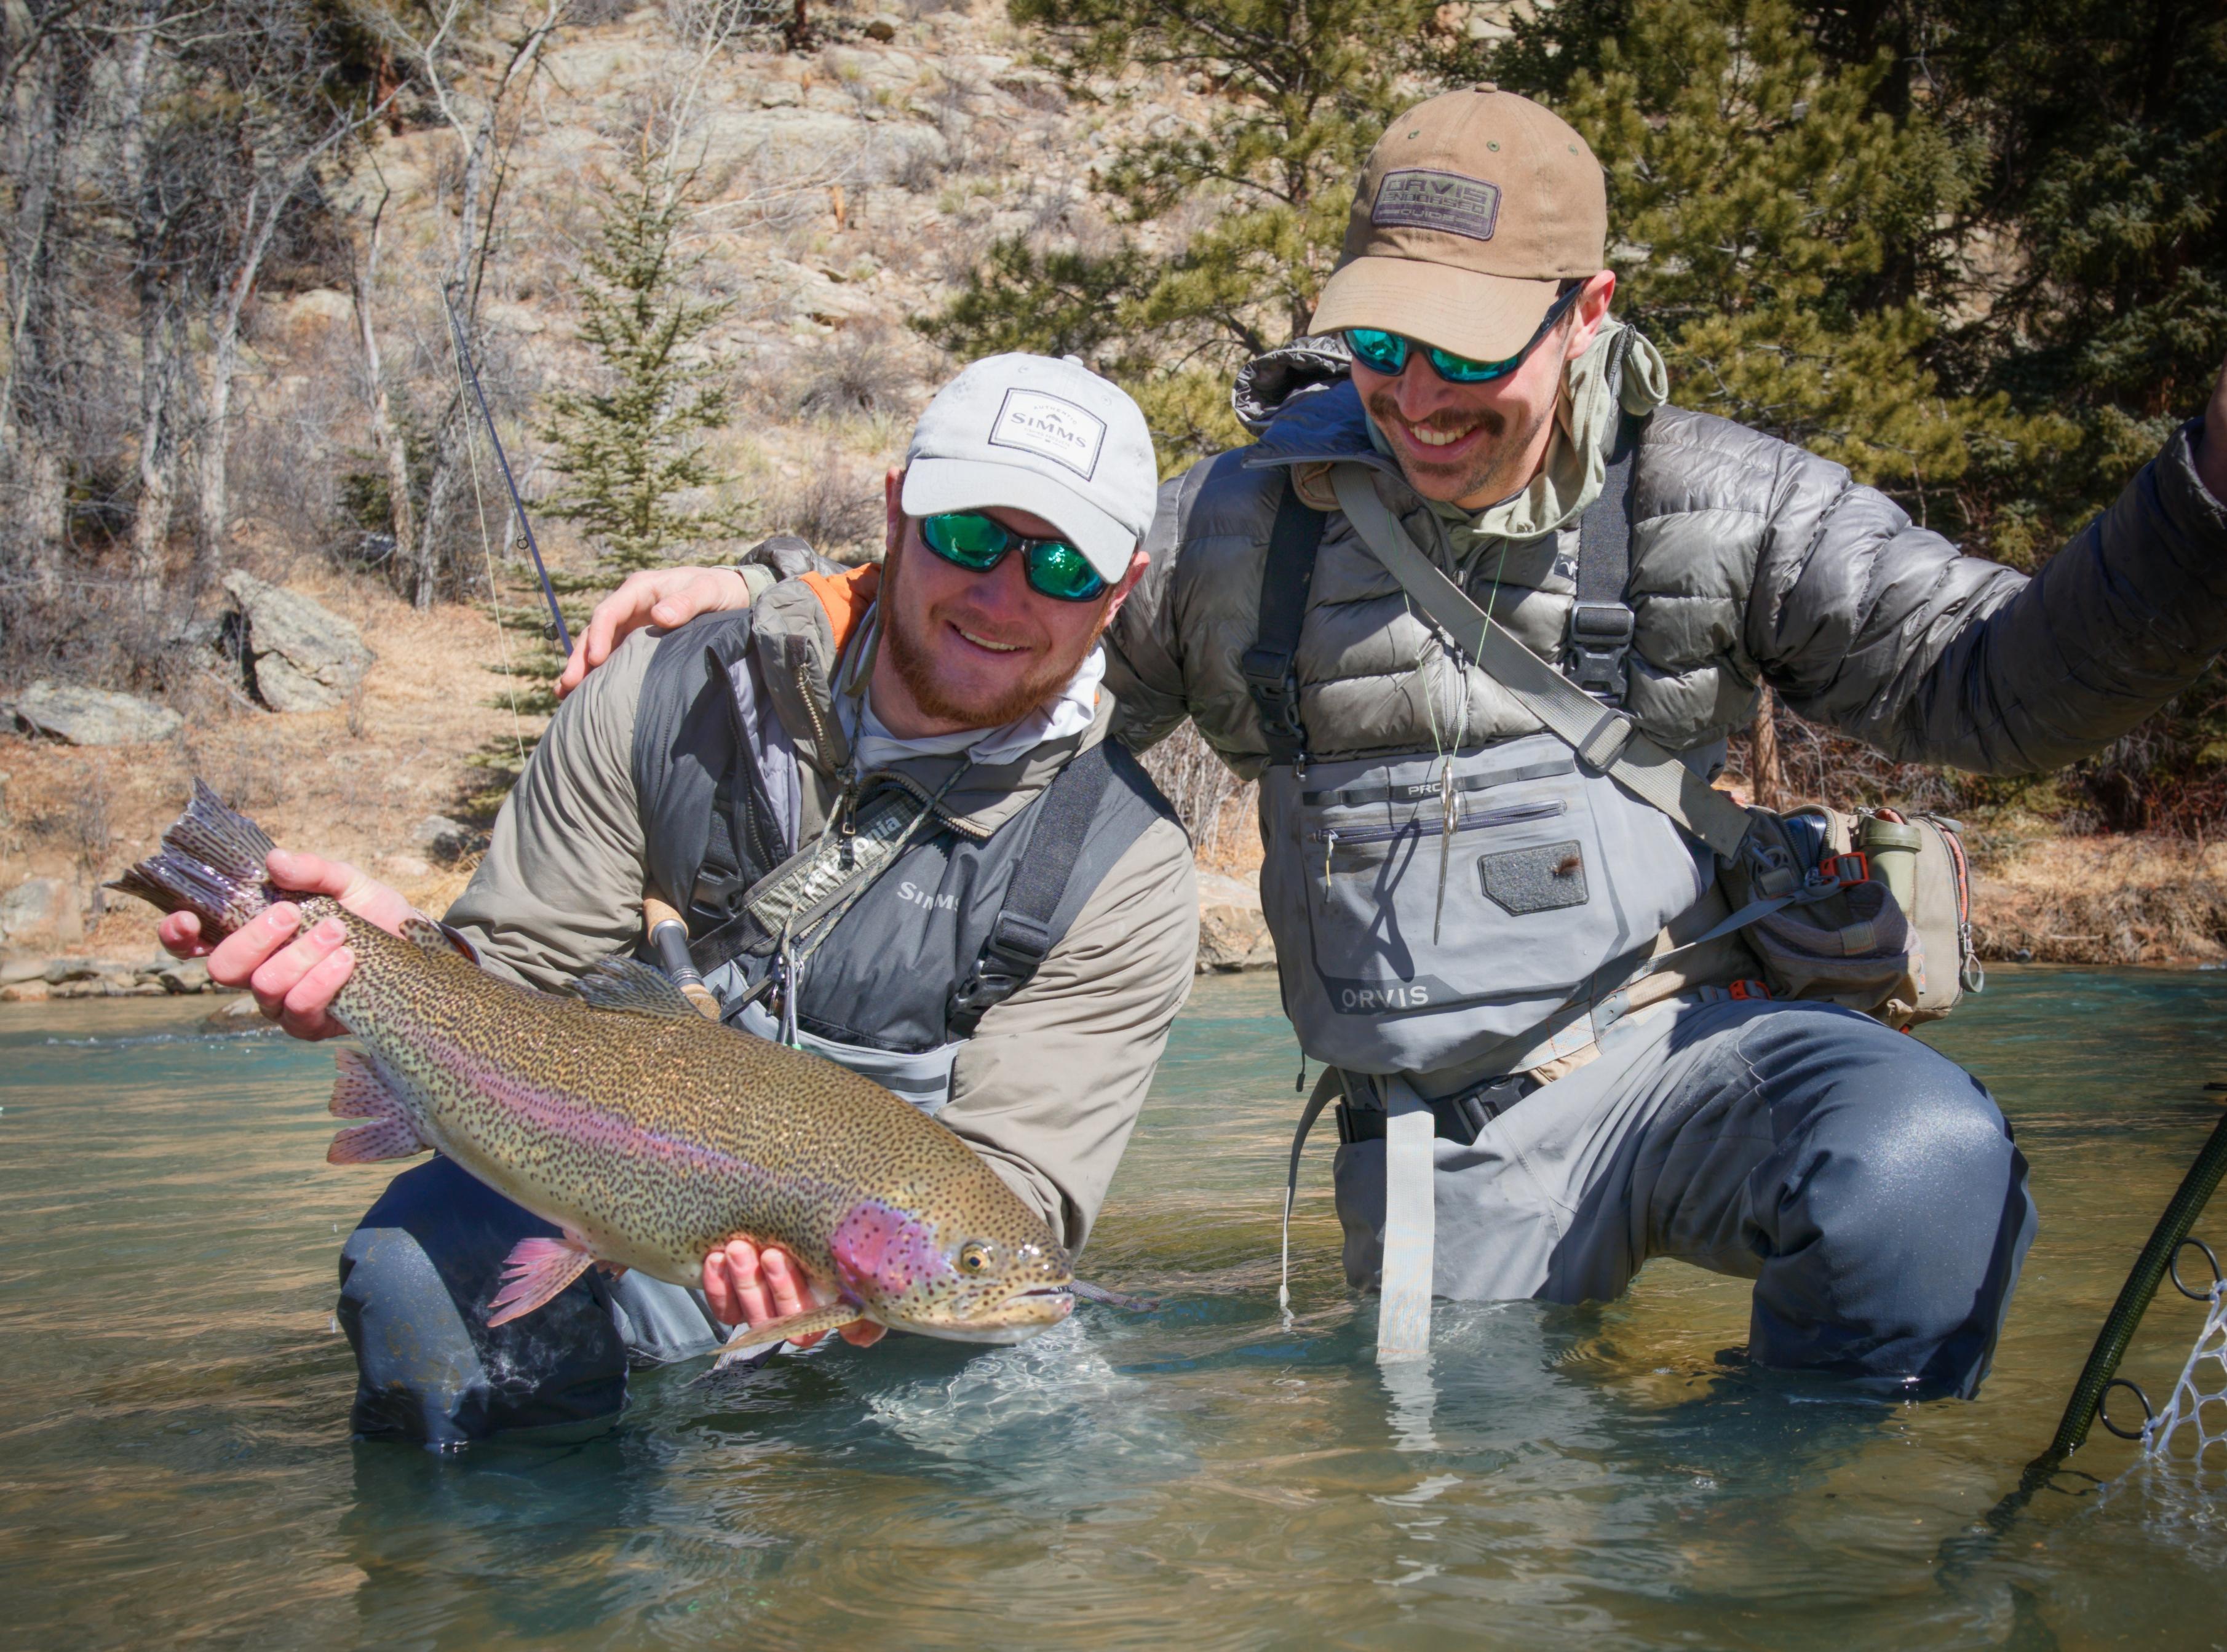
[1310,86,1607,362]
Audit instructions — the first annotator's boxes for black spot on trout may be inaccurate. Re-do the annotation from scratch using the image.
[113,780,1075,1360]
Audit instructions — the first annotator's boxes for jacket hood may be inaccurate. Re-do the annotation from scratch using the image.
[1231,334,1357,435]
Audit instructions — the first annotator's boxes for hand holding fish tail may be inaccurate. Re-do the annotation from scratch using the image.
[159,850,419,1042]
[704,1237,886,1350]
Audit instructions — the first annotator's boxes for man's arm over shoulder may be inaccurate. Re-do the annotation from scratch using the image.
[1105,472,1200,753]
[937,816,1198,1252]
[445,629,660,989]
[1742,411,2227,774]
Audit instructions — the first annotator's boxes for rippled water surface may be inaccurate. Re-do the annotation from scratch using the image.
[5,969,2227,1649]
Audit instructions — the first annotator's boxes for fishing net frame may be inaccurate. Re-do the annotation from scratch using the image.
[2134,1242,2227,1467]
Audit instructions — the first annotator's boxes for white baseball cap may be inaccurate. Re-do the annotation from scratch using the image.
[900,353,1158,582]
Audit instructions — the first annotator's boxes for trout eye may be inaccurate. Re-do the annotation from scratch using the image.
[956,1242,994,1276]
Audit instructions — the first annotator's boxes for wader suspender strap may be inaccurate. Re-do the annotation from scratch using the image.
[946,741,1117,1036]
[1242,480,1330,766]
[1565,416,1641,703]
[1327,464,1756,860]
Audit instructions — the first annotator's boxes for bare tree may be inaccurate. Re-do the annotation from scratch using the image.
[373,0,566,607]
[0,0,97,611]
[349,174,418,568]
[189,0,389,590]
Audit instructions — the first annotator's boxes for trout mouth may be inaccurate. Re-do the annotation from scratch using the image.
[881,1283,1075,1345]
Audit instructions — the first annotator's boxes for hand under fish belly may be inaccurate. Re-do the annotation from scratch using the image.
[115,780,1076,1365]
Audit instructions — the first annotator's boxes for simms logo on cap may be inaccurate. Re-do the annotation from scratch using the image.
[1371,169,1502,241]
[988,388,1106,479]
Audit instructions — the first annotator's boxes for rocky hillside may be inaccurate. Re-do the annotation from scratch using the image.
[2,0,2220,991]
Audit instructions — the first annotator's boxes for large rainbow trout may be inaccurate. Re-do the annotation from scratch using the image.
[113,781,1074,1360]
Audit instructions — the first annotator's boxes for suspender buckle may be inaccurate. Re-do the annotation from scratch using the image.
[1576,707,1635,770]
[1335,1071,1539,1147]
[947,911,1055,1034]
[1566,601,1635,702]
[1241,644,1308,747]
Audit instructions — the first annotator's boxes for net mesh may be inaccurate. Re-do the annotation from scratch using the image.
[2143,1279,2227,1466]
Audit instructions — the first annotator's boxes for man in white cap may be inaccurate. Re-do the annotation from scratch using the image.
[161,353,1199,1446]
[596,89,2227,1401]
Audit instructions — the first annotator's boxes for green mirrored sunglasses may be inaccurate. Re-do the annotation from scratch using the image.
[1343,282,1586,384]
[916,512,1110,603]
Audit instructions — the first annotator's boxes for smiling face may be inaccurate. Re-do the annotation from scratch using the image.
[1349,271,1617,510]
[871,469,1149,739]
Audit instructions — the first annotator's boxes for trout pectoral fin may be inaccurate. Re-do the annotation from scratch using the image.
[326,1049,431,1165]
[710,1304,865,1370]
[486,1231,599,1327]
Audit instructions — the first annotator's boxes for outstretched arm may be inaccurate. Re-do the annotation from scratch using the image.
[1751,351,2227,774]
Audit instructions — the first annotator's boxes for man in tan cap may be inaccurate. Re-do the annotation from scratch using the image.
[570,88,2227,1398]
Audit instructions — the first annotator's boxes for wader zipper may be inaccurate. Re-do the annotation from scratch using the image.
[1308,797,1566,852]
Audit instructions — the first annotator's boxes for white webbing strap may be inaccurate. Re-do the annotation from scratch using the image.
[1329,465,1757,861]
[1376,1076,1437,1363]
[1278,1071,1343,1328]
[1276,1068,1435,1362]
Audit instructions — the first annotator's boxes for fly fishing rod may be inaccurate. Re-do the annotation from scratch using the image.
[442,283,571,656]
[1964,1094,2227,1546]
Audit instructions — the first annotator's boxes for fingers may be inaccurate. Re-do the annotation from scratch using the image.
[264,851,413,935]
[838,1320,887,1348]
[262,849,354,900]
[704,1237,772,1328]
[558,571,664,699]
[557,569,745,699]
[245,910,355,1039]
[650,568,750,629]
[159,911,207,959]
[701,1241,865,1353]
[205,902,305,991]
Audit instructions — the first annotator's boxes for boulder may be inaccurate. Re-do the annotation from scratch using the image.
[412,814,489,863]
[1195,870,1276,972]
[1,877,85,948]
[222,571,374,713]
[156,956,212,994]
[4,681,182,746]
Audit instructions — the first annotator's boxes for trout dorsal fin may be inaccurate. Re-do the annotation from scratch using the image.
[571,956,707,1020]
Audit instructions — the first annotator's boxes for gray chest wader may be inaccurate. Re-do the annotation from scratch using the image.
[1252,418,1758,1359]
[633,614,1164,1115]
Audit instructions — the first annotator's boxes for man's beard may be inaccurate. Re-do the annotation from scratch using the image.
[1364,389,1552,507]
[881,557,1103,729]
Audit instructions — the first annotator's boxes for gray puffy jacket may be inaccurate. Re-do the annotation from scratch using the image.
[1107,346,2227,780]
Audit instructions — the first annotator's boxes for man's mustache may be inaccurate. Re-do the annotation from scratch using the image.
[1364,391,1507,448]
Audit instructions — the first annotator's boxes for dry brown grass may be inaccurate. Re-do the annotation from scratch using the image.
[2,573,537,962]
[1972,834,2227,966]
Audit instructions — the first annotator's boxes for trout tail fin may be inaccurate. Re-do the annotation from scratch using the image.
[106,778,279,940]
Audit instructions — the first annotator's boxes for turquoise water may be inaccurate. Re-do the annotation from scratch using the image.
[3,969,2226,1649]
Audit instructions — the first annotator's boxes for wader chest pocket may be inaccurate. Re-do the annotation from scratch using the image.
[1311,799,1566,875]
[1259,732,1709,1070]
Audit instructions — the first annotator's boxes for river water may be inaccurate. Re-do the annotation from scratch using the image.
[3,969,2225,1649]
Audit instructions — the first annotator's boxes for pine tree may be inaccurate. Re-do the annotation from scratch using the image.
[541,142,742,571]
[921,0,1443,470]
[1487,0,2066,552]
[466,142,746,811]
